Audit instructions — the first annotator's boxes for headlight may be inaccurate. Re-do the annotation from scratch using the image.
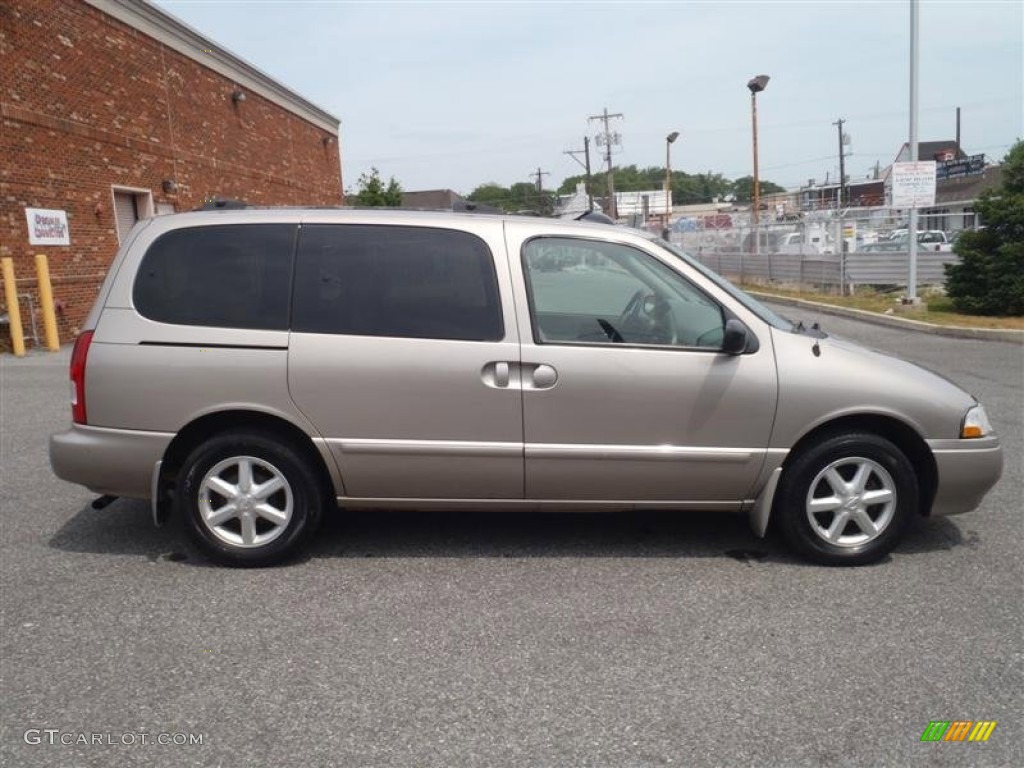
[961,405,994,438]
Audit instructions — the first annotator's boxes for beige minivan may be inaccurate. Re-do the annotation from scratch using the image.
[50,209,1003,566]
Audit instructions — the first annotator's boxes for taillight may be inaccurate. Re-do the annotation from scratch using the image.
[70,330,94,424]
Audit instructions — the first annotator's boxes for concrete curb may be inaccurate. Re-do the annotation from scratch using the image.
[750,292,1024,343]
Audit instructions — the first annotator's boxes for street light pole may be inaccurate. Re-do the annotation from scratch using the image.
[747,75,770,255]
[665,131,679,231]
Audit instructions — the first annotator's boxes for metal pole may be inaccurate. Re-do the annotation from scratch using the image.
[908,0,920,301]
[21,292,39,347]
[751,90,760,255]
[834,118,846,208]
[955,106,961,156]
[665,140,672,229]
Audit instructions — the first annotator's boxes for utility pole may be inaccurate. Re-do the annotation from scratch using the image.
[833,118,847,208]
[532,167,549,194]
[530,167,550,214]
[589,107,624,219]
[564,137,594,211]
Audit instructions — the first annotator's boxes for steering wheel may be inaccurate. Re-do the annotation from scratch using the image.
[619,290,647,326]
[619,290,678,345]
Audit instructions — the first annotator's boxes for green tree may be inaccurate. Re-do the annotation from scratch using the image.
[730,175,786,203]
[558,167,747,206]
[466,183,511,209]
[350,167,402,207]
[945,141,1024,315]
[467,182,555,215]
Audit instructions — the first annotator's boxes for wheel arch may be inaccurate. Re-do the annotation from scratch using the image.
[155,410,339,523]
[782,413,937,517]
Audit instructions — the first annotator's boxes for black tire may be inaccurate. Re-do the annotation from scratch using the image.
[176,431,324,566]
[774,432,917,566]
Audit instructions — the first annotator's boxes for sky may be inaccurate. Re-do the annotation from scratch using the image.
[155,0,1023,196]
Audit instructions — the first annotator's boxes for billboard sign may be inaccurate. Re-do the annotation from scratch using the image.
[936,154,985,181]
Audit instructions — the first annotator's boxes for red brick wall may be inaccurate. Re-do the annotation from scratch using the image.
[0,0,343,348]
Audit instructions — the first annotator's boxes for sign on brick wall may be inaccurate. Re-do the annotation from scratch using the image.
[25,208,71,246]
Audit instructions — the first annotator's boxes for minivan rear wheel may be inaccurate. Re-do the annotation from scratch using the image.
[177,432,323,566]
[775,432,917,566]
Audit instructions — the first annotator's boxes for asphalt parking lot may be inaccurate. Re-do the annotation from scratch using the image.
[1,308,1021,768]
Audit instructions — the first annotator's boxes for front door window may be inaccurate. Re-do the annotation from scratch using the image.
[522,237,725,349]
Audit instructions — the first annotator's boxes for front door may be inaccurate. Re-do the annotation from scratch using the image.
[288,220,523,499]
[504,225,777,505]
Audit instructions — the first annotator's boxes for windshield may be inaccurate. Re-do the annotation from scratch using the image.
[644,235,794,331]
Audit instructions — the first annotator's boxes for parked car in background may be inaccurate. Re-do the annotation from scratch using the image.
[879,230,954,252]
[742,228,834,255]
[50,209,1002,567]
[905,230,954,252]
[862,240,906,253]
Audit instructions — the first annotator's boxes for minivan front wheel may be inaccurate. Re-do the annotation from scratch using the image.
[775,433,918,566]
[177,432,323,566]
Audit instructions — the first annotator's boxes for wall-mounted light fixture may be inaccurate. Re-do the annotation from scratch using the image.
[322,136,334,146]
[162,179,177,194]
[231,89,246,104]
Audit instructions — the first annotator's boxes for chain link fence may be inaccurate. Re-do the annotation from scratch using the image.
[666,206,969,293]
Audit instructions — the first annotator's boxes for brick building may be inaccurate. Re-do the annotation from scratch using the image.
[1,0,342,346]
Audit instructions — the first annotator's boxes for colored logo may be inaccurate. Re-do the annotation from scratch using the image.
[921,721,997,742]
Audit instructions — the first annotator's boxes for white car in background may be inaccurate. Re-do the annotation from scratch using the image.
[894,230,954,253]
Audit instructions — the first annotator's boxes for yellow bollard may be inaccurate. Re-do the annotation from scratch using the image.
[35,254,60,351]
[1,257,26,357]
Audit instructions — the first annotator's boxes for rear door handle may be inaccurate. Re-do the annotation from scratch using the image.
[494,361,510,388]
[482,361,513,389]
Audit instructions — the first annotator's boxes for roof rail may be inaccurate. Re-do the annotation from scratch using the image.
[197,199,249,211]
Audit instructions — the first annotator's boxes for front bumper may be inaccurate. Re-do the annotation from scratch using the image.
[50,424,173,499]
[927,436,1003,516]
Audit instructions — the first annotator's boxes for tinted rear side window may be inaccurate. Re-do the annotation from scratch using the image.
[133,224,295,330]
[293,224,503,341]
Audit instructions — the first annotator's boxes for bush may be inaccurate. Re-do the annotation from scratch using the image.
[945,141,1024,316]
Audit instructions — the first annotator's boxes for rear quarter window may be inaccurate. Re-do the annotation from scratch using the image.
[292,224,503,341]
[133,224,296,330]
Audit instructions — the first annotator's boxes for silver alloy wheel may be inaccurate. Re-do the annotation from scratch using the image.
[198,455,294,548]
[805,456,897,548]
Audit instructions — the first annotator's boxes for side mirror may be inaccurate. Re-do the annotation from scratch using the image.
[721,318,748,355]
